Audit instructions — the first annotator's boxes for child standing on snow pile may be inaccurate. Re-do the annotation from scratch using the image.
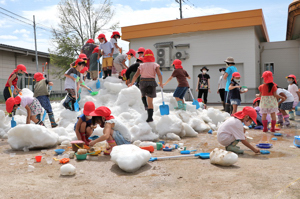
[74,101,95,145]
[110,31,121,59]
[63,58,86,111]
[129,49,163,122]
[276,87,294,126]
[114,49,136,79]
[89,47,101,81]
[228,72,248,114]
[97,34,114,79]
[89,106,131,154]
[257,71,284,132]
[196,66,210,108]
[163,59,191,111]
[33,72,58,128]
[217,107,260,154]
[6,96,44,126]
[125,57,143,87]
[286,74,300,120]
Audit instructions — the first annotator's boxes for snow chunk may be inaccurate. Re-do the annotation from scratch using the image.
[110,144,151,173]
[60,164,76,176]
[210,148,238,166]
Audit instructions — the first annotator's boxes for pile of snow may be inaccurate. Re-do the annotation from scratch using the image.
[0,77,230,145]
[110,144,151,173]
[60,164,76,176]
[210,148,238,166]
[7,124,58,150]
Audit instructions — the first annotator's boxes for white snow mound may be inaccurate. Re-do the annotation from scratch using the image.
[210,148,238,166]
[60,164,76,176]
[110,144,151,173]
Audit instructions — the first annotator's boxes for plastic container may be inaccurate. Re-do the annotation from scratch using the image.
[35,156,42,162]
[295,102,300,116]
[75,152,95,160]
[71,140,85,152]
[54,149,65,155]
[156,142,163,150]
[46,158,52,165]
[294,136,300,147]
[140,146,154,153]
[158,141,165,144]
[256,143,272,149]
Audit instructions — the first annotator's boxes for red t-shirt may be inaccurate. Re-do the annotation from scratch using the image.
[5,71,18,87]
[171,69,189,87]
[258,83,277,96]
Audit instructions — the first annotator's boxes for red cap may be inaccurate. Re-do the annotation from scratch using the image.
[121,69,127,77]
[233,106,257,124]
[89,106,115,120]
[253,97,261,105]
[97,33,107,42]
[137,47,145,53]
[16,64,28,74]
[143,49,155,62]
[92,47,99,54]
[15,96,21,104]
[197,98,203,102]
[86,39,95,44]
[75,58,86,67]
[172,59,183,69]
[286,74,297,84]
[34,72,45,82]
[262,71,273,84]
[80,67,88,74]
[83,101,95,116]
[136,57,144,62]
[111,31,121,38]
[126,49,136,58]
[232,72,241,78]
[6,97,15,113]
[78,53,87,60]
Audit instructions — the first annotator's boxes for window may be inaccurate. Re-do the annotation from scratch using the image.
[264,63,274,74]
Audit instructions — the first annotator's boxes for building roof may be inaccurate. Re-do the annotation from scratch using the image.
[286,0,300,40]
[0,43,50,58]
[121,9,269,42]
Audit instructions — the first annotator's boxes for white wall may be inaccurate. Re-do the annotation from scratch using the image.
[128,26,260,103]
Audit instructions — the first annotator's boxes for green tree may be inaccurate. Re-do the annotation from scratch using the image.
[50,0,118,77]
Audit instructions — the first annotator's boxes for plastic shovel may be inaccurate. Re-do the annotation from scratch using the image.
[81,81,98,96]
[180,150,197,154]
[10,86,17,128]
[189,88,200,109]
[149,153,210,162]
[159,88,169,116]
[73,74,80,112]
[96,59,100,89]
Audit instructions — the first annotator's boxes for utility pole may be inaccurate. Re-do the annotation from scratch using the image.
[175,0,183,19]
[33,15,38,72]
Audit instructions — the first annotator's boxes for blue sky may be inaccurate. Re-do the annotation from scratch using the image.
[0,0,294,53]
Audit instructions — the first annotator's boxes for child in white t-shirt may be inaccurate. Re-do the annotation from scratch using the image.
[287,74,300,120]
[217,107,260,154]
[276,87,294,126]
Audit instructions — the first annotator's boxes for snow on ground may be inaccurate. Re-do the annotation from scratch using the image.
[0,77,230,149]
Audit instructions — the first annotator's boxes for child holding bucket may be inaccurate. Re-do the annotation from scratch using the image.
[74,101,95,145]
[129,49,163,122]
[217,107,260,154]
[286,74,300,120]
[163,59,191,111]
[257,71,284,132]
[33,72,58,128]
[6,95,44,126]
[89,106,131,154]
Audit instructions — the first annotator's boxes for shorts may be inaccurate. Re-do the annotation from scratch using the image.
[230,99,241,105]
[29,98,43,116]
[173,87,188,99]
[113,62,125,73]
[66,89,76,97]
[139,78,158,98]
[112,130,131,145]
[102,57,113,68]
[90,71,98,79]
[36,95,52,113]
[280,102,293,110]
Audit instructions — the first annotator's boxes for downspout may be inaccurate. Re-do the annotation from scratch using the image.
[259,45,265,85]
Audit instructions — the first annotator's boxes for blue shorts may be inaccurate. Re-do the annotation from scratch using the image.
[173,87,189,99]
[112,130,131,145]
[36,95,52,113]
[230,99,241,105]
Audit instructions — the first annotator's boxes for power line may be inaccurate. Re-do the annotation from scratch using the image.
[0,11,32,26]
[0,7,32,22]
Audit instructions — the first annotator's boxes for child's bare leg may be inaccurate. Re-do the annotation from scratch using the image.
[232,105,238,114]
[270,112,276,121]
[79,122,87,133]
[280,109,287,115]
[30,115,39,123]
[105,129,117,154]
[86,126,93,137]
[175,97,184,103]
[147,97,153,109]
[79,122,89,145]
[262,113,267,120]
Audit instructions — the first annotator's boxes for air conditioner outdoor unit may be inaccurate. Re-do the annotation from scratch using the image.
[174,50,189,60]
[156,47,170,68]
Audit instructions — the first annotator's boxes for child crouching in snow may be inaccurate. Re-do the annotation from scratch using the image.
[6,96,44,126]
[89,106,131,154]
[217,107,260,154]
[163,59,190,111]
[74,101,95,145]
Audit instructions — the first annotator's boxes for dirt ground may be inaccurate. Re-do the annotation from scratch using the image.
[0,106,300,199]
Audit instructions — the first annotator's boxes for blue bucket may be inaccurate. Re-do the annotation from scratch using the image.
[294,136,300,148]
[295,102,300,116]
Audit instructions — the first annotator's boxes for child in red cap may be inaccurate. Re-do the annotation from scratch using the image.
[257,71,284,132]
[97,33,114,79]
[89,47,101,80]
[6,96,44,126]
[129,49,163,122]
[125,57,143,87]
[228,72,248,114]
[63,58,86,111]
[137,47,145,57]
[253,97,270,126]
[74,101,95,145]
[114,49,136,79]
[89,106,131,154]
[217,106,260,154]
[286,74,300,120]
[276,87,294,126]
[110,31,121,59]
[163,59,191,111]
[33,72,57,128]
